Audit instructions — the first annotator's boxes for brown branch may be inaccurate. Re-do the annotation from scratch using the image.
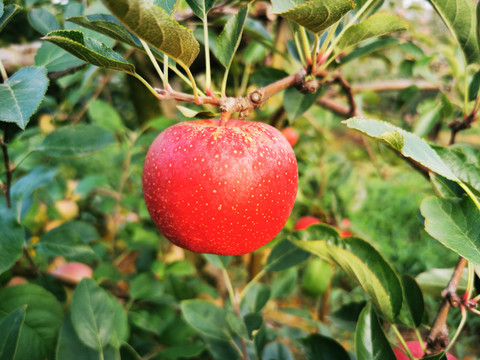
[352,79,439,92]
[156,69,307,119]
[425,257,468,356]
[448,112,477,145]
[1,125,12,208]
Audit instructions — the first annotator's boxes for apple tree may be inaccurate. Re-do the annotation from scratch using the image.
[0,0,480,359]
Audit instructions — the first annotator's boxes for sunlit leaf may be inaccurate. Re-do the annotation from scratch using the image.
[101,0,199,68]
[216,6,249,69]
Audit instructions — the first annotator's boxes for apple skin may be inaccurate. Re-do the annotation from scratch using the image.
[50,262,93,284]
[393,341,457,360]
[142,119,298,255]
[281,127,299,147]
[294,216,321,230]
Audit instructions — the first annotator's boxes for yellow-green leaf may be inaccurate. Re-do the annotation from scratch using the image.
[101,0,199,68]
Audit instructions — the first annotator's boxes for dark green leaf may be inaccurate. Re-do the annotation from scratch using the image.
[241,283,271,313]
[153,0,178,14]
[42,30,136,74]
[37,223,98,261]
[420,196,480,266]
[336,13,407,54]
[34,42,86,72]
[293,235,402,321]
[101,0,199,68]
[428,0,480,64]
[39,124,115,157]
[413,100,442,138]
[181,300,230,341]
[283,87,320,121]
[262,341,294,360]
[56,311,118,360]
[275,0,354,34]
[28,8,60,35]
[398,275,424,328]
[344,118,458,181]
[0,5,22,32]
[129,272,165,301]
[226,313,249,340]
[153,342,206,359]
[0,284,64,360]
[70,279,115,350]
[216,6,248,69]
[265,239,310,272]
[0,66,49,130]
[355,303,396,360]
[185,0,216,20]
[339,37,399,65]
[202,338,242,360]
[11,166,58,219]
[429,173,463,198]
[434,144,480,193]
[0,306,26,360]
[244,313,263,339]
[468,69,480,101]
[301,333,350,360]
[0,208,24,275]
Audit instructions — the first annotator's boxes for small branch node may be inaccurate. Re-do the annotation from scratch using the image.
[249,90,264,105]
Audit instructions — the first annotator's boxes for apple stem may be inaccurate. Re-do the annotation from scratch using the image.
[220,111,230,126]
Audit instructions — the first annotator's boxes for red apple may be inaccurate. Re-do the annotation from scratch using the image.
[142,119,298,255]
[294,216,321,230]
[393,341,457,360]
[281,127,299,147]
[50,262,93,284]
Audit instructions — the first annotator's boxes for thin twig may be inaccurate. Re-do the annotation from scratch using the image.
[1,125,12,208]
[426,257,468,356]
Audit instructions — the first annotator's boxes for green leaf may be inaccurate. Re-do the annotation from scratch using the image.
[0,5,22,32]
[283,87,320,121]
[434,144,480,193]
[0,66,49,130]
[0,284,64,360]
[301,334,350,360]
[153,0,178,14]
[398,275,425,328]
[57,311,103,360]
[39,124,115,157]
[355,303,396,360]
[420,196,480,266]
[262,341,294,360]
[28,8,60,35]
[42,30,136,74]
[0,306,26,360]
[416,268,468,295]
[216,6,248,69]
[71,278,115,350]
[87,99,125,132]
[428,0,480,64]
[413,100,443,138]
[203,254,231,269]
[203,338,242,360]
[185,0,216,20]
[35,42,86,72]
[154,342,206,360]
[37,223,98,261]
[275,0,354,34]
[241,283,271,313]
[181,300,230,341]
[339,37,399,65]
[264,239,310,272]
[0,2,3,17]
[336,13,407,54]
[101,0,199,68]
[292,232,402,321]
[468,69,480,101]
[226,313,249,340]
[0,208,24,275]
[343,117,458,181]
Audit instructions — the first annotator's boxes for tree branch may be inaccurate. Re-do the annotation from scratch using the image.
[425,257,468,356]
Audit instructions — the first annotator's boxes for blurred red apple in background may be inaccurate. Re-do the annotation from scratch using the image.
[294,216,321,230]
[281,127,299,147]
[50,262,93,284]
[393,341,457,360]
